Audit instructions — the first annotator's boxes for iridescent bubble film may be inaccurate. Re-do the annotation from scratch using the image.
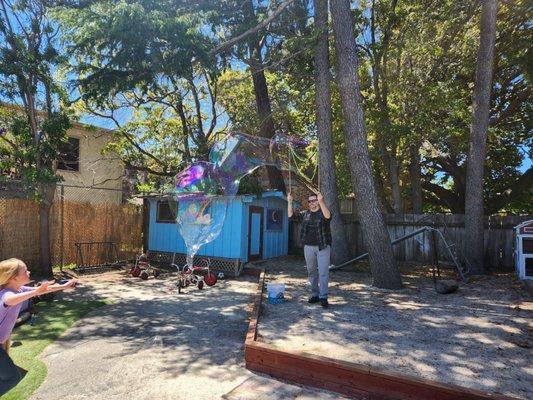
[270,132,318,189]
[172,131,312,267]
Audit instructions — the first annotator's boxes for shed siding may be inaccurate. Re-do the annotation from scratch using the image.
[148,194,288,262]
[148,199,243,259]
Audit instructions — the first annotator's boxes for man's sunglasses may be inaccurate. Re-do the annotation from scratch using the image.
[307,199,318,203]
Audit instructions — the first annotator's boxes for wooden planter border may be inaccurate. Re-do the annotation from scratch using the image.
[243,268,518,400]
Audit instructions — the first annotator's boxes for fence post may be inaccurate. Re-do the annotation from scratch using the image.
[60,184,64,271]
[430,229,439,271]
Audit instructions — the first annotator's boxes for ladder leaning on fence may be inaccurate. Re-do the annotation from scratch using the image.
[330,218,472,282]
[423,225,471,282]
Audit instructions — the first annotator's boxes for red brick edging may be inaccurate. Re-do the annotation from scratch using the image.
[242,268,518,400]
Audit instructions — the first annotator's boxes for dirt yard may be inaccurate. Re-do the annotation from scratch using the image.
[256,256,532,400]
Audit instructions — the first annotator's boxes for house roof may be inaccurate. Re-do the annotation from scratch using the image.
[139,190,287,202]
[1,102,116,136]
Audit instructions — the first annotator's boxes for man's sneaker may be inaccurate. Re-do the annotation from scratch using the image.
[320,298,329,308]
[308,296,320,304]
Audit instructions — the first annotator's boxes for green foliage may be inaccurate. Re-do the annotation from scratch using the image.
[219,69,315,137]
[56,0,229,191]
[0,107,71,194]
[14,0,527,213]
[56,0,214,105]
[355,0,531,213]
[0,0,72,194]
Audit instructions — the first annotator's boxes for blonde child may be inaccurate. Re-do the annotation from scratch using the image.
[0,258,78,395]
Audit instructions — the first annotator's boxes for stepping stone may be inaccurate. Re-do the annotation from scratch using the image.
[223,374,356,400]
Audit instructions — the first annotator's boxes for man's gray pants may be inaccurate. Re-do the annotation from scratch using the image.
[304,245,331,299]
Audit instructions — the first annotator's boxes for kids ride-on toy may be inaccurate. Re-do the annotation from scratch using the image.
[130,253,160,280]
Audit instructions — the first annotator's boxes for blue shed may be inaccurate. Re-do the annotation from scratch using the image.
[144,191,289,274]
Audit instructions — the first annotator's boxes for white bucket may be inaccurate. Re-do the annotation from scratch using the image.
[267,282,285,304]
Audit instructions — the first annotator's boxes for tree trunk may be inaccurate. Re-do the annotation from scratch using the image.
[369,1,403,215]
[465,0,498,275]
[375,173,395,213]
[330,0,402,289]
[313,0,351,265]
[245,0,286,192]
[409,144,423,213]
[25,91,55,276]
[374,89,403,214]
[387,145,403,214]
[39,182,55,276]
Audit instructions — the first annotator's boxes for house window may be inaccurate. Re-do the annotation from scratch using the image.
[340,198,354,214]
[157,200,177,223]
[57,137,80,171]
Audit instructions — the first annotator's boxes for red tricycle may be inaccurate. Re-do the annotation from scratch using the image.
[129,253,160,280]
[172,258,217,293]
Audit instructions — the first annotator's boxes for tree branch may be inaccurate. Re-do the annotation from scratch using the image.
[123,159,175,177]
[485,167,533,214]
[204,70,218,137]
[84,107,167,167]
[422,181,463,213]
[210,0,296,55]
[187,74,204,138]
[490,89,530,126]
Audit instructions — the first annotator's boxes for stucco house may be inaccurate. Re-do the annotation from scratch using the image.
[57,122,124,204]
[0,104,124,204]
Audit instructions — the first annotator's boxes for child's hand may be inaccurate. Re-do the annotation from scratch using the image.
[35,280,55,295]
[61,279,79,289]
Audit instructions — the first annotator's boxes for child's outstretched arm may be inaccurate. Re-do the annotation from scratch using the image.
[3,279,78,306]
[47,279,79,292]
[3,281,55,306]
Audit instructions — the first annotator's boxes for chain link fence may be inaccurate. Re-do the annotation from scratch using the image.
[0,181,142,272]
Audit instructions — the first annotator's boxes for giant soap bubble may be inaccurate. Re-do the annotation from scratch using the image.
[172,131,312,268]
[270,132,318,190]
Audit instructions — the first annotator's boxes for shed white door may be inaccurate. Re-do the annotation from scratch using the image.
[248,206,264,261]
[519,236,533,279]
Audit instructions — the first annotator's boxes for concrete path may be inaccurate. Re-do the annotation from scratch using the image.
[31,271,256,400]
[30,270,345,400]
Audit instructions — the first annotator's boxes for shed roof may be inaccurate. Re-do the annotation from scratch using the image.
[515,219,533,231]
[139,190,287,201]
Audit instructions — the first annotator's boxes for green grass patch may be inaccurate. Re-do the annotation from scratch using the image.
[52,263,77,273]
[3,299,107,400]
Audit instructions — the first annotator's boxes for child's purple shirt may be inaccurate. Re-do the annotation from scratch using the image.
[0,286,33,343]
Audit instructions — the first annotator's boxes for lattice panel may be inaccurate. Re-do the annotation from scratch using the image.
[147,251,242,276]
[147,251,174,265]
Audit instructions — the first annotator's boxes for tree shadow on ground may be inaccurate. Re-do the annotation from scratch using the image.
[33,271,258,385]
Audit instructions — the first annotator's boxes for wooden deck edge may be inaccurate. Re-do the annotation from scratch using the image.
[243,267,265,343]
[241,266,263,278]
[243,270,518,400]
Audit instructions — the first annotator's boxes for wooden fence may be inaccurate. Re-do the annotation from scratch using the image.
[0,196,142,271]
[290,213,533,271]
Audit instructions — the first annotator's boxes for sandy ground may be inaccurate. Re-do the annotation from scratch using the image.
[257,256,533,400]
[29,269,347,400]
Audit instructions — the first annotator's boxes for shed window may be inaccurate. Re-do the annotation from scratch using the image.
[57,137,80,171]
[157,200,177,223]
[523,238,533,254]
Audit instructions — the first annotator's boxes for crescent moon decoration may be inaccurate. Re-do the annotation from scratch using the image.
[271,211,278,222]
